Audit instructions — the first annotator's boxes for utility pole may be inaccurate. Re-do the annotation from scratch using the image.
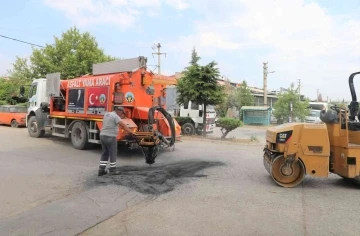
[152,43,166,75]
[298,79,301,101]
[263,62,275,106]
[317,89,319,102]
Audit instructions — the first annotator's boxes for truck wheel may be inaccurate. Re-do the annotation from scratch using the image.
[182,122,195,135]
[71,121,90,150]
[28,116,45,138]
[11,119,19,128]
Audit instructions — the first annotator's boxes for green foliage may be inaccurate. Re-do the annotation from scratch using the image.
[30,27,117,80]
[235,81,255,109]
[217,117,243,139]
[273,83,310,123]
[0,79,18,104]
[189,47,200,66]
[176,48,226,137]
[6,57,33,86]
[216,80,255,118]
[5,26,117,90]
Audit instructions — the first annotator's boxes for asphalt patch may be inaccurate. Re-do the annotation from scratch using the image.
[95,160,225,195]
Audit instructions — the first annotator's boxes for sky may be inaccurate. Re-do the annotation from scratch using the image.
[1,0,360,101]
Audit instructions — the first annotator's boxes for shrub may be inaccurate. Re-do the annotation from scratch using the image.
[217,117,243,139]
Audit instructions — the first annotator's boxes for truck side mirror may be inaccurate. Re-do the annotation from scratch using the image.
[199,110,203,117]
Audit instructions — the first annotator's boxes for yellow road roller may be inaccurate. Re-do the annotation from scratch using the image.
[263,72,360,187]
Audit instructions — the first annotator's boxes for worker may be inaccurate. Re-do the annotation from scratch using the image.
[98,106,134,176]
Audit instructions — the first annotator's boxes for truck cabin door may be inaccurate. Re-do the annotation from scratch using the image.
[28,82,38,111]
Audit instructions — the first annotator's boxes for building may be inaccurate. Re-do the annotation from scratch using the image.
[248,87,279,107]
[162,72,280,107]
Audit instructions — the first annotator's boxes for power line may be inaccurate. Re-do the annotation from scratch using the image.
[0,34,44,48]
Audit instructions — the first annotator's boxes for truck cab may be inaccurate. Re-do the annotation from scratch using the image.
[26,78,51,137]
[178,101,216,135]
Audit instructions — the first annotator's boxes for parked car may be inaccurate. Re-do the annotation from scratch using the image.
[0,105,27,128]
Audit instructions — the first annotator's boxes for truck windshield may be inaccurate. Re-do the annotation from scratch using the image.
[309,110,320,117]
[29,82,38,98]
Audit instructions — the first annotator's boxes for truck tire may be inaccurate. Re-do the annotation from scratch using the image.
[182,122,195,135]
[71,121,90,150]
[11,119,19,128]
[28,116,45,138]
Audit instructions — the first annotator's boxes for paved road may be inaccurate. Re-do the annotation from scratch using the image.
[0,125,359,236]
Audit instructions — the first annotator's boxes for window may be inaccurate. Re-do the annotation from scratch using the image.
[29,83,38,98]
[191,101,199,110]
[183,101,189,109]
[9,107,27,113]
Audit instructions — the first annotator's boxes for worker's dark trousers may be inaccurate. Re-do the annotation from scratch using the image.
[99,135,117,173]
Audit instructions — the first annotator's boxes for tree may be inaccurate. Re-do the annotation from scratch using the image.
[177,48,226,137]
[215,77,236,117]
[189,46,200,66]
[6,26,117,85]
[30,27,117,80]
[7,57,34,86]
[216,80,254,118]
[273,83,310,123]
[235,81,255,109]
[0,79,17,104]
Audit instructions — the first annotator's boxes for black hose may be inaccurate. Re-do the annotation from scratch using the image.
[148,105,176,147]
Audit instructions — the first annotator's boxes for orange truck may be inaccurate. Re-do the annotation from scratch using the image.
[23,56,182,163]
[0,105,27,128]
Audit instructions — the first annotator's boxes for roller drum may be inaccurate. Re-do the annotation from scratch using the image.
[263,152,306,188]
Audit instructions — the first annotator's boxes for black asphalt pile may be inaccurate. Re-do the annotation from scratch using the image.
[96,160,225,195]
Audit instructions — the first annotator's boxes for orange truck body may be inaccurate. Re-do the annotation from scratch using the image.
[46,66,182,143]
[0,105,27,128]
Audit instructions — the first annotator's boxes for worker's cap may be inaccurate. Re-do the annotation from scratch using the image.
[114,106,125,112]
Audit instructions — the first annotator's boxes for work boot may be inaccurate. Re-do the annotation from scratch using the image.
[98,167,108,176]
[109,166,119,175]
